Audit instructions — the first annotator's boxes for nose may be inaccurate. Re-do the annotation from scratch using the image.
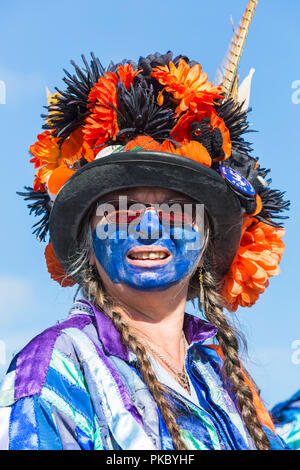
[138,208,161,242]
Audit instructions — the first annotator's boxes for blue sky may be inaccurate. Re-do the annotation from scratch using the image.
[0,0,299,409]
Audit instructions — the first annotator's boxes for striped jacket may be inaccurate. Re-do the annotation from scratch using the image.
[0,299,288,450]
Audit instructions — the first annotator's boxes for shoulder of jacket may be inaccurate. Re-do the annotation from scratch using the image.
[0,312,94,405]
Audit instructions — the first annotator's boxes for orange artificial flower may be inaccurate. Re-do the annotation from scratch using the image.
[170,107,231,161]
[83,71,119,149]
[124,136,212,168]
[47,166,76,196]
[151,59,224,114]
[222,217,285,312]
[125,135,162,151]
[117,63,140,90]
[31,128,95,195]
[61,128,95,163]
[30,131,60,192]
[47,128,96,197]
[45,242,75,287]
[161,140,212,167]
[84,64,139,149]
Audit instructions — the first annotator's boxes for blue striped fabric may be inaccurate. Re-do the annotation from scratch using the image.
[33,396,62,450]
[9,397,39,450]
[44,366,95,429]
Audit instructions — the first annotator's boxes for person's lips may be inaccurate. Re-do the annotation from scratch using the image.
[126,247,172,267]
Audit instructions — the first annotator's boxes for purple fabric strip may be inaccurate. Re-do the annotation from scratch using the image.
[78,299,129,362]
[183,314,217,345]
[93,342,143,427]
[14,315,93,401]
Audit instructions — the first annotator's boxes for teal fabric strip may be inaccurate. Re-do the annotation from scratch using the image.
[184,401,222,449]
[181,429,209,450]
[286,425,300,449]
[0,371,15,406]
[50,348,86,390]
[41,387,94,440]
[93,416,105,450]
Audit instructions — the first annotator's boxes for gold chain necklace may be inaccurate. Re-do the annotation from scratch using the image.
[139,332,190,392]
[118,305,190,392]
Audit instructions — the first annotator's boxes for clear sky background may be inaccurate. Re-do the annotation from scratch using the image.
[0,0,299,409]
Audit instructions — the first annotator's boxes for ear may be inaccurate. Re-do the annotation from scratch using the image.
[89,252,96,266]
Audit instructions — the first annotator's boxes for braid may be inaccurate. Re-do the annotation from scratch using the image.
[82,269,186,450]
[201,270,271,450]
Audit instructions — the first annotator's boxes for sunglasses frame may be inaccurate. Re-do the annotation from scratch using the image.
[95,198,199,227]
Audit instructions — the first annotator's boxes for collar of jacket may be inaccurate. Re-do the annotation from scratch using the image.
[76,298,217,362]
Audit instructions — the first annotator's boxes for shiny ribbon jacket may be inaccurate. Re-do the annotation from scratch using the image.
[0,300,289,450]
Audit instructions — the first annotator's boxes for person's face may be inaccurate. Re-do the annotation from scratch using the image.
[90,186,205,292]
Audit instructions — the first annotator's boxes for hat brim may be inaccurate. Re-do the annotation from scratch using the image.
[49,150,243,280]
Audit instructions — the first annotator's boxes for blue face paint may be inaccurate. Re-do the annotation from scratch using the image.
[92,207,204,291]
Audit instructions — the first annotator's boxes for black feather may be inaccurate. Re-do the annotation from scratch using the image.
[216,98,255,154]
[110,79,177,144]
[42,53,104,144]
[256,183,290,228]
[17,187,52,241]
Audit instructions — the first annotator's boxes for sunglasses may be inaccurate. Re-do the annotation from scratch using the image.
[95,198,199,227]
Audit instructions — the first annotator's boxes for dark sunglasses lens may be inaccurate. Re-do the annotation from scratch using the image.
[102,201,145,225]
[159,203,195,226]
[115,210,143,224]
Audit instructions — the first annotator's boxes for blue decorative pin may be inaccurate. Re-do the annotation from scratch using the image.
[219,166,256,197]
